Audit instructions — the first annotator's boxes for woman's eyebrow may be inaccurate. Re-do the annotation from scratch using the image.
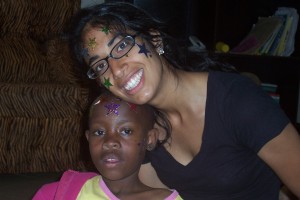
[88,55,100,66]
[107,33,122,46]
[88,33,124,65]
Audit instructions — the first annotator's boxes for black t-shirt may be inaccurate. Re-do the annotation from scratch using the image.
[145,71,290,200]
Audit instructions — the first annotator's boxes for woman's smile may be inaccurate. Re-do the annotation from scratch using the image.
[124,68,143,91]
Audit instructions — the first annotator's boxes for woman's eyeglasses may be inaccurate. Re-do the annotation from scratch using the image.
[87,35,136,79]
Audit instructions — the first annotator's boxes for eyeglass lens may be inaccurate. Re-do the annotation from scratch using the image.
[87,36,135,79]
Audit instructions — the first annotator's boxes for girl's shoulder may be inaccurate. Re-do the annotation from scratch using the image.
[32,170,98,200]
[56,170,98,199]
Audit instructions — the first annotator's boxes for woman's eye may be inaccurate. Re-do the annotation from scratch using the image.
[120,129,132,136]
[116,41,128,52]
[94,130,105,136]
[94,61,107,72]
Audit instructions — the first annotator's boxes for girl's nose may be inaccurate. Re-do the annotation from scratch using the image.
[103,135,121,150]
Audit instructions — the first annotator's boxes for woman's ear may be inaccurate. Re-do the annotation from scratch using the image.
[149,30,164,55]
[146,128,159,151]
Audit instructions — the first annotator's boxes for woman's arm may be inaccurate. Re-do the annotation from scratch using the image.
[139,163,169,189]
[258,123,300,198]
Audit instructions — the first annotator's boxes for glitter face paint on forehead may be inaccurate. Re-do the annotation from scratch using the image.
[127,102,138,113]
[93,94,139,117]
[104,100,120,116]
[101,26,110,35]
[87,37,97,50]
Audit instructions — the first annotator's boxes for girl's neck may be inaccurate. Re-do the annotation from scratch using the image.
[103,176,150,196]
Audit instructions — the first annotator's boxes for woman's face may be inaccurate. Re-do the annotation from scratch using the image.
[82,26,164,105]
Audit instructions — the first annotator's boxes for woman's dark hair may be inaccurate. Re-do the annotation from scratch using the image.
[152,107,172,146]
[66,2,236,73]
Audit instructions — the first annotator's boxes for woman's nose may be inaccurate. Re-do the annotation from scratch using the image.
[109,59,125,79]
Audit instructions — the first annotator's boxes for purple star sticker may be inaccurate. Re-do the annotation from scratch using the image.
[104,101,120,116]
[137,43,150,57]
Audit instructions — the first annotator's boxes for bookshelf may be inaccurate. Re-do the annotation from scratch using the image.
[193,0,300,127]
[216,54,300,126]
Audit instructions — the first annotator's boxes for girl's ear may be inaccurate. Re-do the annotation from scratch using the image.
[146,128,159,151]
[85,130,90,141]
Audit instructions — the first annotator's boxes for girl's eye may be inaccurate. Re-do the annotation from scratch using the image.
[94,130,105,136]
[120,129,132,136]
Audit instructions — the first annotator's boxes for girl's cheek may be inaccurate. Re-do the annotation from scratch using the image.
[137,138,147,148]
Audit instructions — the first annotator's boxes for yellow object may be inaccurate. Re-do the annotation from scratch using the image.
[216,42,230,53]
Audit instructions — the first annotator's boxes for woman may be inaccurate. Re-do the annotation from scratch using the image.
[68,2,300,199]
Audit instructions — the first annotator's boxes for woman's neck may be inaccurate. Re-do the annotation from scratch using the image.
[150,69,208,117]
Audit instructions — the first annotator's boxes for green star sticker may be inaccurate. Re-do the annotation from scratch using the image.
[87,37,97,50]
[103,77,113,89]
[101,26,110,35]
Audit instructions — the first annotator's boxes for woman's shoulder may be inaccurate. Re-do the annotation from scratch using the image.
[207,71,257,92]
[209,71,244,82]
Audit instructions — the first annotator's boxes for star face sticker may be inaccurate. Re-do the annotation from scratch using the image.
[101,26,110,35]
[103,77,113,89]
[137,43,151,57]
[127,102,138,113]
[81,48,89,57]
[104,101,120,116]
[87,37,97,50]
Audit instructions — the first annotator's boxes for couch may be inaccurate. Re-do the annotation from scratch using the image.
[0,0,93,187]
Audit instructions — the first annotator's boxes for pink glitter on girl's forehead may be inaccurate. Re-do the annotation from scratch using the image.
[93,94,139,116]
[104,100,120,116]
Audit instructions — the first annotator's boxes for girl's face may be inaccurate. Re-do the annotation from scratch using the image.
[82,26,164,105]
[85,96,155,182]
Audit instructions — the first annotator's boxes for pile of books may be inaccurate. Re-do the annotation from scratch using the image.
[261,83,280,103]
[231,7,299,56]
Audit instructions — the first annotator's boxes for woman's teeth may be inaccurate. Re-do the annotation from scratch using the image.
[124,69,143,91]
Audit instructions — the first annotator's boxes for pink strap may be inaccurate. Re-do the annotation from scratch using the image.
[55,170,98,200]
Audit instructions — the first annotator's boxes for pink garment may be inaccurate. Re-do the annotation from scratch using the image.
[98,177,181,200]
[33,170,181,200]
[32,170,98,200]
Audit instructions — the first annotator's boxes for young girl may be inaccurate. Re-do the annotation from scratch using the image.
[33,92,182,200]
[67,2,300,199]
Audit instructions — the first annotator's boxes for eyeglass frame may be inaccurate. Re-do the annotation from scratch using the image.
[86,35,137,79]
